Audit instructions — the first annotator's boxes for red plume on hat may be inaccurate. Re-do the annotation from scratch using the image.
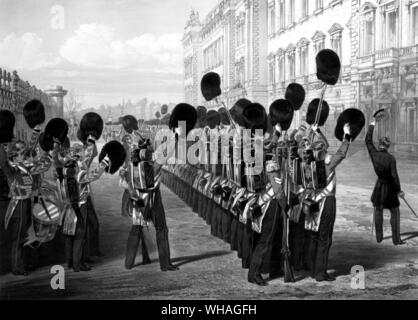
[23,99,45,129]
[201,72,222,101]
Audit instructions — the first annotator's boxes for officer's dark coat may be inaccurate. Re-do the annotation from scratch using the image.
[365,125,401,209]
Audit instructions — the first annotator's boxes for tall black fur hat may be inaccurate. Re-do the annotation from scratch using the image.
[243,103,268,135]
[316,49,341,85]
[0,109,15,143]
[269,99,294,131]
[169,103,197,135]
[230,98,251,127]
[45,118,69,144]
[80,112,104,140]
[121,115,139,133]
[99,140,126,174]
[196,106,207,128]
[285,83,305,111]
[335,108,365,142]
[77,128,87,145]
[39,132,53,152]
[201,72,221,101]
[23,99,45,129]
[306,99,330,126]
[206,110,221,129]
[218,107,230,126]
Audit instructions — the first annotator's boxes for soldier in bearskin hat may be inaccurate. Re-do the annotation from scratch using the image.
[366,111,405,245]
[247,99,293,285]
[303,109,364,281]
[78,112,105,261]
[119,114,152,269]
[0,110,52,275]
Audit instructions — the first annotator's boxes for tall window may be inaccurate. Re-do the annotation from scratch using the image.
[279,0,285,30]
[289,0,295,23]
[268,58,275,85]
[362,11,375,55]
[407,106,417,142]
[269,4,275,35]
[414,6,418,44]
[278,54,285,82]
[331,36,342,59]
[387,10,397,48]
[301,0,308,18]
[287,49,295,80]
[300,47,309,76]
[315,0,323,11]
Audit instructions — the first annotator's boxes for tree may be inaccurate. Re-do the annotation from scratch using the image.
[161,104,168,115]
[64,91,83,121]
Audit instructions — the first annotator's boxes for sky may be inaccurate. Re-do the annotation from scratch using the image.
[0,0,218,108]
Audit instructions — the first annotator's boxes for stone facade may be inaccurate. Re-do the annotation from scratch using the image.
[183,0,418,154]
[0,67,67,142]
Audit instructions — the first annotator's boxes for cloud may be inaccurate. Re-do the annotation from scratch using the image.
[60,23,183,73]
[0,32,60,70]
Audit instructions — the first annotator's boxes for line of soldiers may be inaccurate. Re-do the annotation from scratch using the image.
[0,102,126,275]
[160,49,368,285]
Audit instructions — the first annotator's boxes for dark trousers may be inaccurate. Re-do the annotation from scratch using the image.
[151,188,173,270]
[84,196,101,258]
[0,199,11,272]
[65,204,87,270]
[374,206,402,244]
[8,199,32,274]
[125,225,150,269]
[289,214,306,271]
[248,200,281,280]
[307,196,336,278]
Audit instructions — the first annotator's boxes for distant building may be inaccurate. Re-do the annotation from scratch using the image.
[183,0,418,154]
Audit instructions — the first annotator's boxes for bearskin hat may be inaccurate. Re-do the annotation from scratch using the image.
[169,103,197,135]
[99,140,126,175]
[285,83,305,111]
[243,103,268,135]
[206,110,221,129]
[334,108,365,142]
[316,49,341,86]
[218,107,231,126]
[23,99,45,129]
[121,115,139,133]
[80,112,104,140]
[161,104,169,115]
[0,109,15,144]
[44,118,69,144]
[196,106,207,119]
[201,72,222,101]
[269,99,294,131]
[39,132,53,152]
[230,98,252,127]
[306,99,330,126]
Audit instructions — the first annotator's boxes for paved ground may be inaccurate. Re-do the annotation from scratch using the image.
[0,147,417,300]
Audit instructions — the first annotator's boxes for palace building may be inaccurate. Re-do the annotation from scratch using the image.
[183,0,418,154]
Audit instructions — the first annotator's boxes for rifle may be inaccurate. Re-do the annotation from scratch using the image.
[281,145,296,283]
